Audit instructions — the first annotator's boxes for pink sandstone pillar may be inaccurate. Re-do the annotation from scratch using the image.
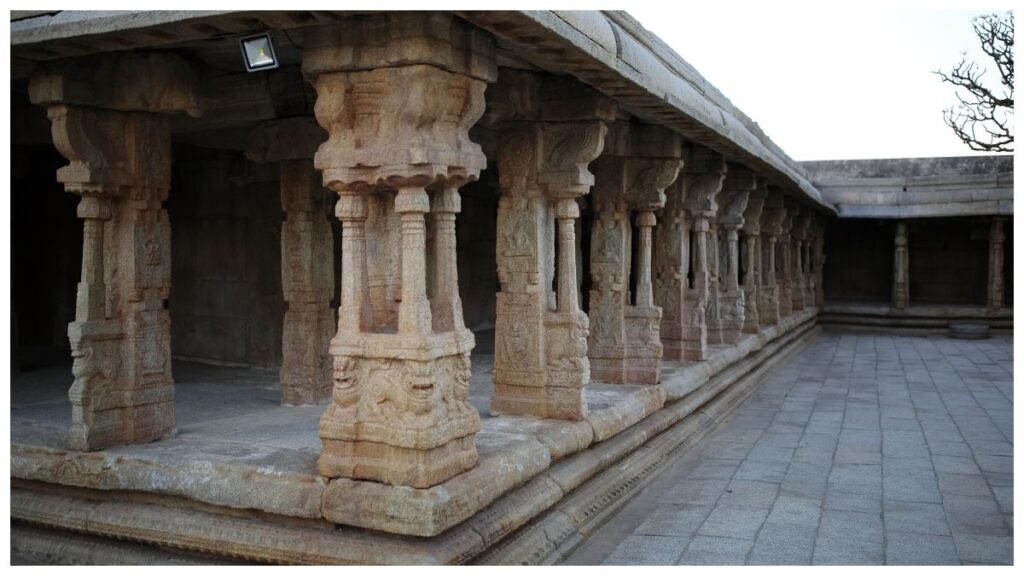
[29,53,203,451]
[305,13,494,487]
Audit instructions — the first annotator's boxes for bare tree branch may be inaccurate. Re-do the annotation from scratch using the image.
[935,12,1014,152]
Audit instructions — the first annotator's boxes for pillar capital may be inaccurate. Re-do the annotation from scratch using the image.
[742,184,767,234]
[683,148,727,220]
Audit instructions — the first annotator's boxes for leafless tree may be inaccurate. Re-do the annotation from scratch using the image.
[936,12,1014,152]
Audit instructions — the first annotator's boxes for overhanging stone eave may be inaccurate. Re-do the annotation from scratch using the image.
[466,8,839,215]
[12,9,838,215]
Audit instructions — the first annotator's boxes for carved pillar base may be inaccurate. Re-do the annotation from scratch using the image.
[718,291,745,344]
[318,334,478,487]
[759,285,780,326]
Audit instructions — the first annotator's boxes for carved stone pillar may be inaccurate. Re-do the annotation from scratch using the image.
[759,193,786,326]
[893,220,909,310]
[777,203,795,318]
[814,219,826,307]
[304,13,494,487]
[680,149,727,361]
[589,122,682,384]
[484,70,613,420]
[705,222,723,345]
[741,185,766,333]
[653,159,690,361]
[988,217,1006,310]
[716,165,753,344]
[791,207,810,312]
[30,54,202,451]
[247,118,334,406]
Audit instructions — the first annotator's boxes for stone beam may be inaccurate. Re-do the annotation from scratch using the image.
[29,52,205,117]
[305,12,495,487]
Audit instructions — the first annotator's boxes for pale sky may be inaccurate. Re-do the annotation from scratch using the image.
[627,3,1014,161]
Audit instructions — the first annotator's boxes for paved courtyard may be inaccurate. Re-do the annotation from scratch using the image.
[564,330,1013,565]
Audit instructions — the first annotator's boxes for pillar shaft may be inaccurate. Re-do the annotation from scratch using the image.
[308,13,493,487]
[988,217,1006,309]
[279,159,335,406]
[893,220,909,310]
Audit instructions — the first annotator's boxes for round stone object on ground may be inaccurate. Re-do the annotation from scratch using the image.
[949,322,990,339]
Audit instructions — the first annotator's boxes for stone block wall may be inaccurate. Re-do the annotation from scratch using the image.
[822,219,894,303]
[908,217,989,305]
[168,145,290,368]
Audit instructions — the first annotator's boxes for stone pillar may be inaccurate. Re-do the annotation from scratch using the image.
[715,165,753,344]
[246,118,334,406]
[30,54,202,451]
[814,218,826,307]
[653,159,690,361]
[589,122,682,384]
[680,149,727,361]
[777,202,795,318]
[705,221,723,345]
[485,70,614,420]
[759,193,786,326]
[791,207,810,312]
[304,13,495,487]
[741,185,766,333]
[988,217,1006,310]
[893,220,909,310]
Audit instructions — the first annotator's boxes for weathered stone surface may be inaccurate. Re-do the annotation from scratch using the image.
[34,86,179,451]
[278,160,335,406]
[306,12,494,487]
[488,70,612,420]
[321,430,550,536]
[585,383,667,441]
[28,52,205,117]
[588,122,682,385]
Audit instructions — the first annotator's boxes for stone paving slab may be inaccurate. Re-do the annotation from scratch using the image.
[563,331,1013,565]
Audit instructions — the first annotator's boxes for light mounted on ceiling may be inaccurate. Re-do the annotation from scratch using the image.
[240,33,279,72]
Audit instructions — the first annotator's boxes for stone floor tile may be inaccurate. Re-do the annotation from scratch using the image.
[688,459,741,480]
[824,489,882,515]
[697,505,770,540]
[952,534,1013,565]
[812,536,884,565]
[719,480,780,509]
[734,460,789,483]
[883,501,950,536]
[927,441,973,457]
[936,472,993,498]
[677,535,753,565]
[766,495,822,527]
[931,455,981,474]
[818,509,884,543]
[634,504,713,538]
[885,532,960,565]
[748,522,816,565]
[603,535,687,565]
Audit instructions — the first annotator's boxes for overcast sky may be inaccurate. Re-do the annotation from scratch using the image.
[627,4,1013,161]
